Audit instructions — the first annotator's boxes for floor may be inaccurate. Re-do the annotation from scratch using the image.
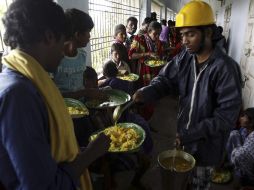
[93,96,237,190]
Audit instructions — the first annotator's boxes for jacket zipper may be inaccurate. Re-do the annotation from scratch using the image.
[186,58,208,130]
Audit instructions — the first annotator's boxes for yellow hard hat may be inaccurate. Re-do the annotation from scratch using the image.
[175,0,215,27]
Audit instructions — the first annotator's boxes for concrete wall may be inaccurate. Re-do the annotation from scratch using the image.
[205,0,249,63]
[226,0,249,63]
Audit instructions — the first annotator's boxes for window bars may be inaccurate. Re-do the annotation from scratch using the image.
[88,0,140,72]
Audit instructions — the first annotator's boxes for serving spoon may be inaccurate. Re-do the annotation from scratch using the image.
[113,100,134,125]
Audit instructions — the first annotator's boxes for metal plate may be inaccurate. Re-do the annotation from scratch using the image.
[117,73,139,82]
[89,122,145,153]
[211,169,232,184]
[85,89,131,109]
[64,98,89,118]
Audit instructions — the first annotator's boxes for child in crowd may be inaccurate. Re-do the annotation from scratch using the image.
[137,17,152,36]
[83,66,98,89]
[99,60,132,95]
[54,8,103,100]
[226,108,254,187]
[112,24,129,64]
[111,43,131,74]
[53,9,104,147]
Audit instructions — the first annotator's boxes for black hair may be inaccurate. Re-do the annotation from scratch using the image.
[151,12,157,21]
[160,19,167,26]
[110,43,125,56]
[142,17,152,25]
[243,108,254,128]
[217,26,223,34]
[103,60,118,78]
[114,24,126,37]
[148,21,162,33]
[65,8,94,40]
[83,66,97,80]
[126,17,138,24]
[168,20,174,27]
[3,0,66,49]
[212,25,225,42]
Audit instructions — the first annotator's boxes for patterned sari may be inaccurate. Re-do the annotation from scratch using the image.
[128,33,164,87]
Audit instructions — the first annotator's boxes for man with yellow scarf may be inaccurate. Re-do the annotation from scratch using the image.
[0,0,110,189]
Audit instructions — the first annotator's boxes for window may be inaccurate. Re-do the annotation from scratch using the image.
[88,0,140,72]
[0,0,13,52]
[167,8,176,21]
[151,1,161,21]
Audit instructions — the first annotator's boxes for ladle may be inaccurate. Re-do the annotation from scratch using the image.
[113,100,134,125]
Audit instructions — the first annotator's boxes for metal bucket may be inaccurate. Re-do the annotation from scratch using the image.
[157,149,196,190]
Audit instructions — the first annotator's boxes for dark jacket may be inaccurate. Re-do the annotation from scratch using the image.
[99,77,133,95]
[141,46,242,166]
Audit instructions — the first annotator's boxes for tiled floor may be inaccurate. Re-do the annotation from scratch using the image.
[94,96,237,190]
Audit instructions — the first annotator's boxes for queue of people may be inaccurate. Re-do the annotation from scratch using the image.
[0,0,252,190]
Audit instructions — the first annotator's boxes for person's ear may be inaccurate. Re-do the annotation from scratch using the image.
[74,31,80,39]
[44,30,56,46]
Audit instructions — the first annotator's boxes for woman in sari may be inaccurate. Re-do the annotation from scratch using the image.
[129,21,164,87]
[129,21,164,120]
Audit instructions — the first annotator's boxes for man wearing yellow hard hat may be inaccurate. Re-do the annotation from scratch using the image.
[133,1,242,189]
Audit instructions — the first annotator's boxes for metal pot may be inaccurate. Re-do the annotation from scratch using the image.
[157,149,196,190]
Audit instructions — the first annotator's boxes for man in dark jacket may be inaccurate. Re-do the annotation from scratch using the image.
[133,1,242,189]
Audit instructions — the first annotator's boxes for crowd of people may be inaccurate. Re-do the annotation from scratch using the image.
[0,0,253,190]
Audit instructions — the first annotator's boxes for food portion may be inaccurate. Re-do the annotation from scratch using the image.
[90,123,145,152]
[64,98,89,118]
[160,156,193,172]
[117,73,139,81]
[145,59,166,67]
[67,106,89,116]
[211,170,231,184]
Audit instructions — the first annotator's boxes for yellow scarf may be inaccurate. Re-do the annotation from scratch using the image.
[2,50,92,190]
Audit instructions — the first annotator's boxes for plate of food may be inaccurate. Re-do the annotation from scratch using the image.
[85,89,130,109]
[117,73,139,82]
[144,59,167,67]
[64,98,89,118]
[89,123,145,153]
[211,169,232,184]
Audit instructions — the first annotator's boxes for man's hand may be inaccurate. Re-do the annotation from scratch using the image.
[149,52,159,59]
[132,90,144,104]
[87,133,111,158]
[175,133,181,148]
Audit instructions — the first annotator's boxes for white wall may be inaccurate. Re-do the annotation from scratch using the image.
[206,0,249,63]
[56,0,92,66]
[227,0,249,63]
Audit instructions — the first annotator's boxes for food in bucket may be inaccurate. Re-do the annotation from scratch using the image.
[160,156,193,172]
[90,124,140,152]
